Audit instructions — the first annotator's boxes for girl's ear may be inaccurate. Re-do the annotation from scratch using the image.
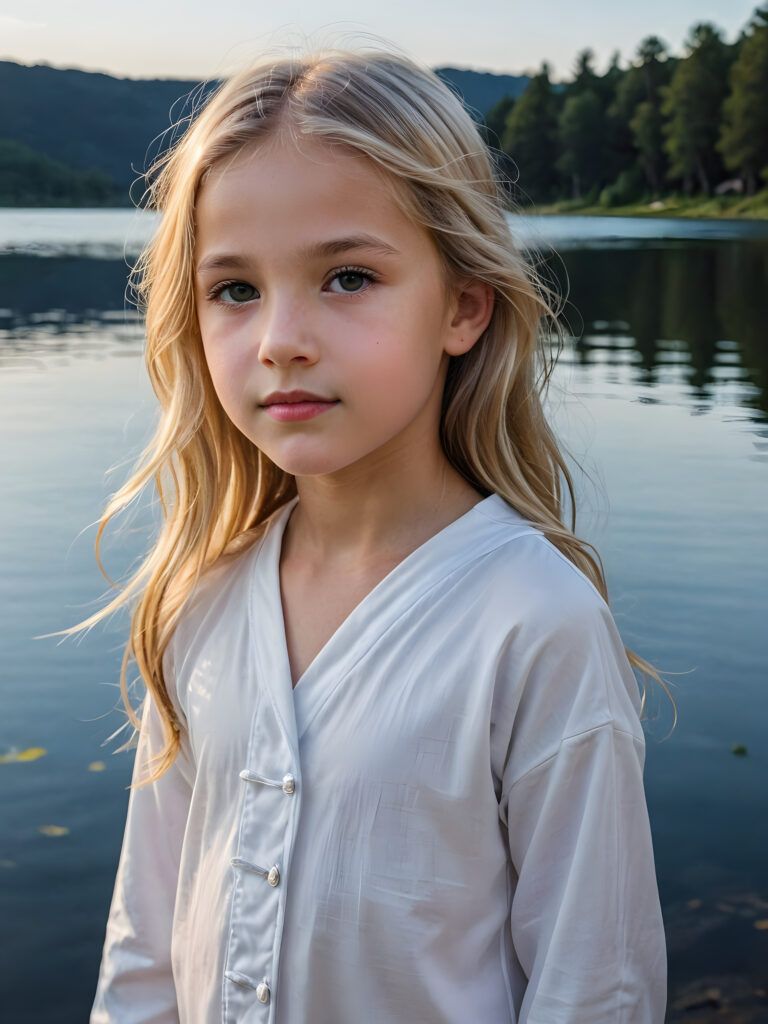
[444,278,495,357]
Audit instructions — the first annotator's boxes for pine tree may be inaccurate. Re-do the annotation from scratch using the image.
[482,94,516,150]
[570,49,600,96]
[604,53,639,186]
[718,5,768,194]
[556,91,605,199]
[628,36,674,194]
[661,23,733,195]
[501,63,560,201]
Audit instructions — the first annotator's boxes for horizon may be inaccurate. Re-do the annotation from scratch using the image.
[0,53,540,85]
[0,2,761,84]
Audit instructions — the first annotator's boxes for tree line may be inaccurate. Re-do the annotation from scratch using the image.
[0,139,120,206]
[1,6,765,208]
[482,5,768,206]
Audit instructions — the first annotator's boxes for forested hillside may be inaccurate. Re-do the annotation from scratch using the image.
[484,7,768,209]
[0,61,527,205]
[1,5,766,210]
[0,61,208,203]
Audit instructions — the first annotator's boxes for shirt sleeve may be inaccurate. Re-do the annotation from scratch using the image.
[90,676,194,1024]
[495,584,667,1023]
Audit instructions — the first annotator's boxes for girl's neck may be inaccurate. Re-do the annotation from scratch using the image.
[282,463,485,573]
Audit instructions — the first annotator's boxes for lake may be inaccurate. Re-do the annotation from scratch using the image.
[1,209,767,1022]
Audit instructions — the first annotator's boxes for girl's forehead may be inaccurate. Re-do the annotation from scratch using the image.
[201,132,389,193]
[194,133,420,249]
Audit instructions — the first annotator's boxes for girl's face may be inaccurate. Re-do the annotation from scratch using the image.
[193,133,470,480]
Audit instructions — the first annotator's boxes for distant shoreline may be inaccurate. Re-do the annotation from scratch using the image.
[533,191,768,222]
[2,192,768,222]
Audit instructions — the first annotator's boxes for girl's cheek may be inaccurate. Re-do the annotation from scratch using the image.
[208,353,243,400]
[201,322,249,377]
[201,340,236,399]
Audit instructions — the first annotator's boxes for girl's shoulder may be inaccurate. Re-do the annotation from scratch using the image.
[477,497,644,752]
[473,494,609,626]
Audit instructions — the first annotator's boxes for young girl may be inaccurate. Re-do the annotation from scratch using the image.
[87,44,668,1024]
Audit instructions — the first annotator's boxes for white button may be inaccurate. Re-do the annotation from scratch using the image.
[256,982,270,1003]
[282,773,295,794]
[267,865,280,887]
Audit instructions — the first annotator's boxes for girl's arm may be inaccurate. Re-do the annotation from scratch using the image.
[90,678,193,1024]
[497,596,667,1023]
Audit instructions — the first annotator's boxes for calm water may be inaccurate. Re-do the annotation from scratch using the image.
[1,210,767,1022]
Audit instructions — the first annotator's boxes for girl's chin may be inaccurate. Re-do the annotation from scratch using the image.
[257,449,358,479]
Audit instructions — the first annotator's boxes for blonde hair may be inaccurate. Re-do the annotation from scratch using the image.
[78,43,674,785]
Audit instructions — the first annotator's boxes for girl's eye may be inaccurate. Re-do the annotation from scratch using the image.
[327,267,377,294]
[209,281,259,304]
[206,268,376,305]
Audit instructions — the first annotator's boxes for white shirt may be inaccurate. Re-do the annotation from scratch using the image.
[90,492,667,1023]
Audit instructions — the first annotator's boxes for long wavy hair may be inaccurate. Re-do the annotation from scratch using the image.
[76,43,674,785]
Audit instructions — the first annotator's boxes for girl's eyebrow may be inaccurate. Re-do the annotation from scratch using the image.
[195,234,400,276]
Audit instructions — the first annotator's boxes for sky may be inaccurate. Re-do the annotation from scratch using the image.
[0,0,761,82]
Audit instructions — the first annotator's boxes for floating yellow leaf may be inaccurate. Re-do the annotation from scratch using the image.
[686,899,703,911]
[754,919,768,930]
[88,761,106,772]
[0,747,47,764]
[38,825,69,837]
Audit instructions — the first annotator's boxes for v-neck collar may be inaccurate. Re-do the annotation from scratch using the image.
[249,492,520,745]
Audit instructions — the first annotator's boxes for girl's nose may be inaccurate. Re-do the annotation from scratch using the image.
[256,294,318,367]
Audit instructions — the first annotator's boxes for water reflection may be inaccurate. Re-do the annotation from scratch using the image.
[549,241,768,422]
[1,242,766,425]
[1,225,767,1021]
[0,257,145,366]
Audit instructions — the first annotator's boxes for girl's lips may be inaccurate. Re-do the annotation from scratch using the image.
[264,400,340,422]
